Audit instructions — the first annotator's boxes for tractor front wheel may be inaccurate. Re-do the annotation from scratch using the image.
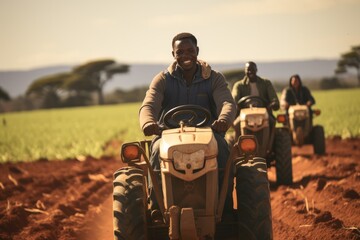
[274,128,293,185]
[236,157,273,240]
[113,167,147,240]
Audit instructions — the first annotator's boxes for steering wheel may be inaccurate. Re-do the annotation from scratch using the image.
[238,96,267,109]
[163,105,211,129]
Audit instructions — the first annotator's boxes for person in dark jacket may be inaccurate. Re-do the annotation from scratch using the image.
[139,32,236,220]
[280,74,315,120]
[281,74,315,110]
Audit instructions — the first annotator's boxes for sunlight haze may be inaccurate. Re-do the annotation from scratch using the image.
[0,0,359,70]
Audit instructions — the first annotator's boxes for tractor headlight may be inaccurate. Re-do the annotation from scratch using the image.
[246,115,264,127]
[294,110,307,119]
[173,149,205,171]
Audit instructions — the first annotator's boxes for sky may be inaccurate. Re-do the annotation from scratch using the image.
[0,0,359,71]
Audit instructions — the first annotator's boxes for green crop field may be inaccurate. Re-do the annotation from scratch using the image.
[309,88,360,138]
[1,88,359,163]
[0,103,144,163]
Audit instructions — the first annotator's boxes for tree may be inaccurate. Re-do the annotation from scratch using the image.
[26,72,70,96]
[222,69,245,90]
[25,59,129,108]
[107,86,148,103]
[67,59,129,104]
[320,77,342,90]
[335,44,360,86]
[26,72,70,108]
[0,86,11,101]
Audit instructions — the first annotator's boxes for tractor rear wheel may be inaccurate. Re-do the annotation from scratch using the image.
[113,167,147,240]
[236,157,273,240]
[312,125,326,155]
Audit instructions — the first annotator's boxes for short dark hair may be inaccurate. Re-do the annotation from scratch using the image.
[245,61,257,69]
[172,32,197,48]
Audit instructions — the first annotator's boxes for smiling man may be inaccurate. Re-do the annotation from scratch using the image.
[139,32,236,220]
[231,61,280,139]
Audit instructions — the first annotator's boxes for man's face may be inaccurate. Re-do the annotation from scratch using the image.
[245,63,257,79]
[172,38,198,71]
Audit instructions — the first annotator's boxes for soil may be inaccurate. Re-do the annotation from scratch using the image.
[1,138,359,240]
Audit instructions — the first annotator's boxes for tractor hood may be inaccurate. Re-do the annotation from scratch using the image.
[240,107,268,121]
[159,127,218,160]
[240,107,269,131]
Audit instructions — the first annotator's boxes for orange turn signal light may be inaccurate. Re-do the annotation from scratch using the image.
[239,137,257,153]
[121,144,140,162]
[313,109,321,116]
[277,114,286,123]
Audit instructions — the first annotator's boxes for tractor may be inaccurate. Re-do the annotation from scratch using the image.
[113,105,272,240]
[236,96,293,185]
[277,104,325,155]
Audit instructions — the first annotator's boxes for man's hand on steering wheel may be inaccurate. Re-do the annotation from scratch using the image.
[211,119,229,133]
[143,122,160,136]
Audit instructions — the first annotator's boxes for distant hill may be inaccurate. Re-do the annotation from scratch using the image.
[0,59,338,98]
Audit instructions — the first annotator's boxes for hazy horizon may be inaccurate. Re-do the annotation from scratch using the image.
[1,0,359,71]
[0,57,339,72]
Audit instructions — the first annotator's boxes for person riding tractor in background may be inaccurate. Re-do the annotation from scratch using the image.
[231,61,280,139]
[280,74,316,120]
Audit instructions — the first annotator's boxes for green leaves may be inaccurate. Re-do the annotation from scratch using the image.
[0,86,11,101]
[26,72,71,96]
[336,44,360,86]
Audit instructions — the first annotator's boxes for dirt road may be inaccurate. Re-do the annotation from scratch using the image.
[1,138,359,239]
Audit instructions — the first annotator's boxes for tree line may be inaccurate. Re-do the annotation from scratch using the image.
[1,44,359,113]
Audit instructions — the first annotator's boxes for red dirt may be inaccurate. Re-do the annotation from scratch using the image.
[1,138,359,240]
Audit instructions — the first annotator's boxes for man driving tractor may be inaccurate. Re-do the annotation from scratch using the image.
[139,32,236,221]
[231,61,280,139]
